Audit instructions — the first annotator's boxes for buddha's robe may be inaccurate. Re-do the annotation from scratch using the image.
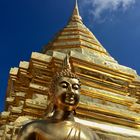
[18,119,99,140]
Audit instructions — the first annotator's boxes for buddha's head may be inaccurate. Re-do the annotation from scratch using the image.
[50,54,81,112]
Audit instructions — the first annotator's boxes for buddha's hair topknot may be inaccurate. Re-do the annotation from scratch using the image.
[49,53,80,94]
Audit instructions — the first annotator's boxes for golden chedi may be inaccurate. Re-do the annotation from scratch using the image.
[1,0,140,140]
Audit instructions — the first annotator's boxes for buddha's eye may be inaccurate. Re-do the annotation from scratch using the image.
[72,84,80,90]
[60,82,68,88]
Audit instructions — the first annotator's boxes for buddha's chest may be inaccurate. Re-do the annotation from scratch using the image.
[35,121,93,140]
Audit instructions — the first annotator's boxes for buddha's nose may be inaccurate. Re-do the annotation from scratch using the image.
[68,86,74,93]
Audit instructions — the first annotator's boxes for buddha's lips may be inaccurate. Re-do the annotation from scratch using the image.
[60,92,79,105]
[65,95,75,105]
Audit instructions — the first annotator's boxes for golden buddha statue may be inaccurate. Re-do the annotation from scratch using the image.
[17,54,100,140]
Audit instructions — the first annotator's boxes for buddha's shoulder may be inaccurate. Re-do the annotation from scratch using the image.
[65,121,99,139]
[20,119,50,131]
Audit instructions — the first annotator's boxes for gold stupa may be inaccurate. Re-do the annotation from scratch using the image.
[1,1,140,139]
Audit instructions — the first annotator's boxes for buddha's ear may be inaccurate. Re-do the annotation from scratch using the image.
[73,110,76,115]
[44,102,55,118]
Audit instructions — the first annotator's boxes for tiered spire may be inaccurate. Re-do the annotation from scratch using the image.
[71,0,82,23]
[43,0,113,61]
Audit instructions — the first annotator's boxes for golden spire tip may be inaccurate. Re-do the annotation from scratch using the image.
[71,0,82,21]
[75,0,78,8]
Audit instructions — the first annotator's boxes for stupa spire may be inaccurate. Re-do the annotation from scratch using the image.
[43,0,110,57]
[75,0,80,16]
[71,0,82,22]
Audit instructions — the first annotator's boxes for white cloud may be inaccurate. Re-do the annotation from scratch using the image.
[81,0,135,18]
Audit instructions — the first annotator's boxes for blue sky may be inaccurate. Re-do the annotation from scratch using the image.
[0,0,140,112]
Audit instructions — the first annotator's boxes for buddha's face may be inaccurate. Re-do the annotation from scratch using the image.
[54,77,80,111]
